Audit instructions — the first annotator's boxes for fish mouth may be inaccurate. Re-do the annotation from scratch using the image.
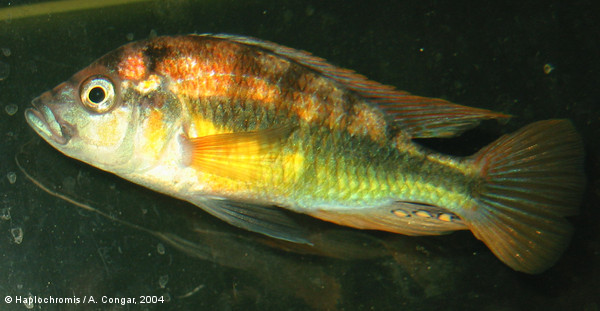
[25,98,70,145]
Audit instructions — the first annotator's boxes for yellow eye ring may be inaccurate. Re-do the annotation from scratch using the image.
[80,76,116,113]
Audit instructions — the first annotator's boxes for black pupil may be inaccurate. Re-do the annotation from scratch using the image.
[88,86,106,104]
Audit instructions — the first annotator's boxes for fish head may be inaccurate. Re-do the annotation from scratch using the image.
[25,61,138,172]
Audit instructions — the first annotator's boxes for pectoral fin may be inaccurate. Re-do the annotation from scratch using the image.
[182,126,294,181]
[193,197,313,245]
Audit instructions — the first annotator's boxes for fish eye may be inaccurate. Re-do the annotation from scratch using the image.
[80,76,116,113]
[88,86,106,103]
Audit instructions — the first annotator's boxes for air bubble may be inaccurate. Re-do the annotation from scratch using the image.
[0,61,9,80]
[159,275,169,288]
[157,242,165,255]
[6,171,16,184]
[24,293,34,309]
[0,208,11,220]
[1,47,11,57]
[11,227,23,244]
[5,104,18,116]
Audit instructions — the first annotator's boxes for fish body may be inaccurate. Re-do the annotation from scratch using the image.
[25,34,584,274]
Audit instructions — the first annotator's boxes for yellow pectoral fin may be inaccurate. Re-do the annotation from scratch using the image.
[183,126,295,182]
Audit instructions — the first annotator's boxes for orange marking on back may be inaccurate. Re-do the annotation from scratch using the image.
[154,39,241,82]
[149,37,390,142]
[347,103,387,141]
[118,50,147,81]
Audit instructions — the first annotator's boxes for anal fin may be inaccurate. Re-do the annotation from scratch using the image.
[308,202,467,236]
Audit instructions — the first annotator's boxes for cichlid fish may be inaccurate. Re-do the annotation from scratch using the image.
[25,34,584,274]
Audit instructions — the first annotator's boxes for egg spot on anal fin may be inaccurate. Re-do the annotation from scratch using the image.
[414,210,432,218]
[392,209,410,217]
[438,213,454,222]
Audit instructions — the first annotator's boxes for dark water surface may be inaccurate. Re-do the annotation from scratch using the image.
[0,1,598,310]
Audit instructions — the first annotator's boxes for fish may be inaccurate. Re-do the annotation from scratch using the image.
[25,34,584,274]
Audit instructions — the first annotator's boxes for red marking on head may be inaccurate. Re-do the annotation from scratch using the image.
[118,51,147,81]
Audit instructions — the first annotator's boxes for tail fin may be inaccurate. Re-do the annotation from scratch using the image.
[462,120,584,274]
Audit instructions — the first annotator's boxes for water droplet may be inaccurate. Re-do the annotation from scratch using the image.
[6,171,16,184]
[0,61,9,80]
[159,274,169,288]
[0,208,11,221]
[1,47,11,57]
[4,104,18,116]
[24,293,34,309]
[11,227,23,244]
[157,242,165,255]
[305,5,315,16]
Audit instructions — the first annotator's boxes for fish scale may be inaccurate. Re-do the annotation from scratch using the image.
[281,124,466,211]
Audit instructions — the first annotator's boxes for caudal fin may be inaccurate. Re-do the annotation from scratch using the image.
[462,120,584,274]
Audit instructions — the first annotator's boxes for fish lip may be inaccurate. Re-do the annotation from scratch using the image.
[25,99,70,146]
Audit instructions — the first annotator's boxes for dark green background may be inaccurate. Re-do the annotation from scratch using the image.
[0,0,598,310]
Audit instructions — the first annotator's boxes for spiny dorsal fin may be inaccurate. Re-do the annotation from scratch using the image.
[208,34,509,138]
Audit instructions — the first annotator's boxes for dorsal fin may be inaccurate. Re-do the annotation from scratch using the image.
[206,34,509,139]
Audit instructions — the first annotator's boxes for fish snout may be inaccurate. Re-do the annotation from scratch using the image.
[25,96,71,146]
